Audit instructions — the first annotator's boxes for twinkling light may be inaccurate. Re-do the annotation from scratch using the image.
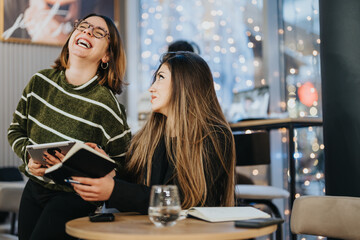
[142,13,149,19]
[252,169,259,176]
[314,159,319,166]
[214,46,221,52]
[312,143,319,152]
[176,25,183,31]
[246,80,253,87]
[247,42,254,48]
[213,34,220,41]
[147,29,154,35]
[284,209,290,216]
[141,51,151,58]
[144,38,152,45]
[165,36,173,42]
[202,21,215,30]
[176,5,183,12]
[229,47,236,53]
[310,107,318,116]
[239,56,245,63]
[220,20,227,26]
[288,98,296,108]
[227,38,234,44]
[213,57,221,63]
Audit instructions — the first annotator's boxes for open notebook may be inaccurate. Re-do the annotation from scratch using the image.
[185,207,270,222]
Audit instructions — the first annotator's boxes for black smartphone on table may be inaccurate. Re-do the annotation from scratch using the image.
[234,218,284,228]
[89,213,115,222]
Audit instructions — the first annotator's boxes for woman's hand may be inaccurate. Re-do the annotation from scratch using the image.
[43,151,64,166]
[71,172,115,202]
[28,158,47,176]
[85,142,108,156]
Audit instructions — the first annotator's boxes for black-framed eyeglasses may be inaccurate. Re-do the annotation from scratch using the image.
[74,20,110,39]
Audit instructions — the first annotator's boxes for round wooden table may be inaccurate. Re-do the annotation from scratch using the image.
[66,213,277,240]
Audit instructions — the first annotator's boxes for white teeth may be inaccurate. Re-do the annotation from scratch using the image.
[77,39,91,48]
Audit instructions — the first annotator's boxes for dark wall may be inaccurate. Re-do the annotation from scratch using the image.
[320,0,360,196]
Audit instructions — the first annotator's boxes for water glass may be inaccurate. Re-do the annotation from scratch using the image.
[148,185,181,227]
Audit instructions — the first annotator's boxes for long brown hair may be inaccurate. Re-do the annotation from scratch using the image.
[126,52,235,208]
[53,13,126,94]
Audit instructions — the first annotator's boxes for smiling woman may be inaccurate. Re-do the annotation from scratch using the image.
[7,13,131,240]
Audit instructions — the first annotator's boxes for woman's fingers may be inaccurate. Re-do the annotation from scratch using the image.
[43,152,61,165]
[71,176,114,201]
[84,142,108,156]
[28,158,46,176]
[54,150,65,161]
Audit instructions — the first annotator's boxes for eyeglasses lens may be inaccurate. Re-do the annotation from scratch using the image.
[75,21,107,39]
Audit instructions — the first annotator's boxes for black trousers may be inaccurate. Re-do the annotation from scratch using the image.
[18,179,97,240]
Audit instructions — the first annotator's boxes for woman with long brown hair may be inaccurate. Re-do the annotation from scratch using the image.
[72,51,235,212]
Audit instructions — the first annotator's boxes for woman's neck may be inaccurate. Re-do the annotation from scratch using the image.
[65,58,99,86]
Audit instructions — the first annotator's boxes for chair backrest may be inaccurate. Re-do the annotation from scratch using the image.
[291,195,360,239]
[233,130,270,166]
[0,167,23,181]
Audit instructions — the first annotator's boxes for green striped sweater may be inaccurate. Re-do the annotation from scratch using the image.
[8,69,131,192]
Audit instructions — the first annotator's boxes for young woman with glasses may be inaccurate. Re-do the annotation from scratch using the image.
[8,13,131,240]
[70,52,235,213]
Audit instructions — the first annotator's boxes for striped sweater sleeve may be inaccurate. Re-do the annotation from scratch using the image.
[103,90,131,172]
[7,77,34,164]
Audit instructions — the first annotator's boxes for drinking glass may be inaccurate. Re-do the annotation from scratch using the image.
[148,185,181,227]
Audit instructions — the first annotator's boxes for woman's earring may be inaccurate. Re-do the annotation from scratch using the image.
[101,62,109,69]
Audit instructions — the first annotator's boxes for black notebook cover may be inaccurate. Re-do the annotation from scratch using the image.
[44,143,116,185]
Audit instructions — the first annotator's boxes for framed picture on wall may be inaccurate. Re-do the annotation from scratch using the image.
[0,0,119,46]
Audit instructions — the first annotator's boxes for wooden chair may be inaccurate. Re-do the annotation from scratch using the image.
[291,195,360,239]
